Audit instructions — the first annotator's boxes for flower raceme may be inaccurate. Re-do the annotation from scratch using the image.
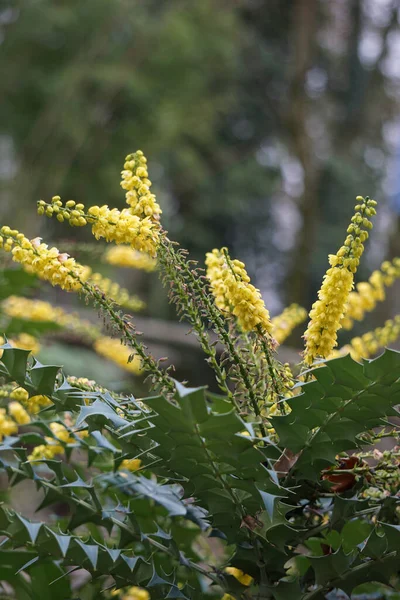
[341,258,400,330]
[0,227,90,292]
[304,196,377,366]
[2,296,99,341]
[0,230,144,312]
[271,304,307,344]
[37,150,162,256]
[205,248,273,335]
[342,315,400,361]
[121,150,162,221]
[2,296,66,323]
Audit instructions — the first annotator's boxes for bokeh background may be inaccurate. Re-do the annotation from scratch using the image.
[1,0,400,389]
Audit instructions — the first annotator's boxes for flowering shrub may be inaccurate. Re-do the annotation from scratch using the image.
[0,152,399,599]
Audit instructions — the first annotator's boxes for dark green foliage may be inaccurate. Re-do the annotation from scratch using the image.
[0,344,399,598]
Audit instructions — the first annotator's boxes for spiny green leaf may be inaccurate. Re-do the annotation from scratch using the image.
[29,360,60,395]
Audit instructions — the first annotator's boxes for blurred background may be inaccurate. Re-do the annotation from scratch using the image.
[1,0,400,389]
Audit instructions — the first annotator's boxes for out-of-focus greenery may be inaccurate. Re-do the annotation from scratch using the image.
[0,0,399,313]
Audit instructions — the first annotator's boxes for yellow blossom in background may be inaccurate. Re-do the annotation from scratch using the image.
[341,258,400,329]
[304,196,376,366]
[225,567,253,586]
[121,150,162,222]
[0,333,41,358]
[76,429,89,439]
[49,422,74,444]
[205,248,272,334]
[28,421,74,462]
[89,273,145,312]
[3,296,98,341]
[2,296,65,322]
[93,336,142,374]
[271,304,307,344]
[0,227,90,292]
[28,443,64,461]
[24,395,53,414]
[8,402,30,425]
[119,458,142,472]
[0,408,17,440]
[13,333,41,355]
[113,587,149,600]
[9,387,29,403]
[340,315,400,361]
[103,245,157,272]
[221,595,236,600]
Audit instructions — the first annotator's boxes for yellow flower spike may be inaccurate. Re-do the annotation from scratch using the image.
[2,296,65,323]
[88,206,160,257]
[0,227,89,292]
[342,315,400,361]
[225,567,253,586]
[119,458,142,472]
[303,196,377,366]
[93,336,143,374]
[103,245,157,272]
[121,150,162,222]
[205,248,272,334]
[271,304,307,344]
[341,257,400,330]
[37,197,161,257]
[8,402,30,425]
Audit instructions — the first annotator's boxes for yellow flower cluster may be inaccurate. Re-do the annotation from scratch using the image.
[225,567,253,586]
[93,336,142,374]
[50,422,74,443]
[205,248,272,334]
[119,458,142,472]
[8,401,30,425]
[89,273,145,312]
[88,205,160,256]
[121,150,162,221]
[344,315,400,361]
[103,246,157,272]
[111,587,149,600]
[28,442,64,461]
[304,196,377,366]
[0,227,90,292]
[0,408,17,440]
[341,258,400,329]
[38,198,160,257]
[28,422,74,462]
[271,304,307,344]
[9,386,52,414]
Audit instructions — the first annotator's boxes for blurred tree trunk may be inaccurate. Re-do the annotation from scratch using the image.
[285,0,319,307]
